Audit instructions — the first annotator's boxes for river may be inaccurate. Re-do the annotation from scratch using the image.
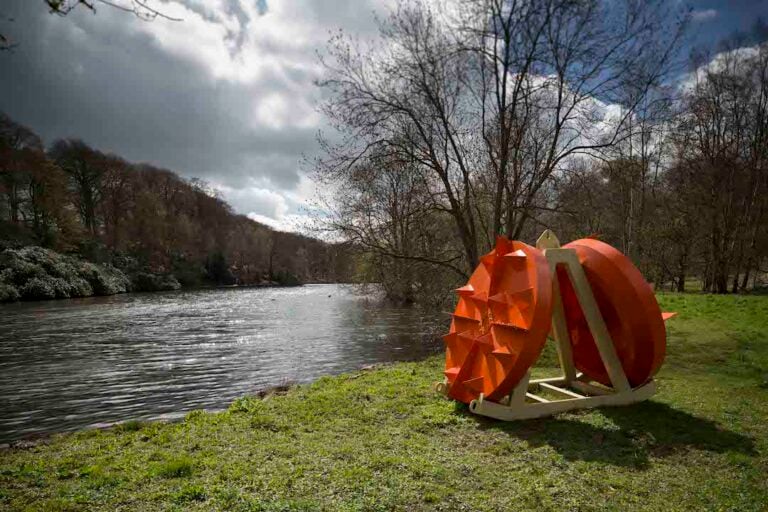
[0,284,443,442]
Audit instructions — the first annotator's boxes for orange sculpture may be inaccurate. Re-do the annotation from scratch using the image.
[438,230,674,420]
[443,237,552,404]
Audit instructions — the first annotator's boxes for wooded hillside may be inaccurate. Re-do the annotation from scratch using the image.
[0,113,353,290]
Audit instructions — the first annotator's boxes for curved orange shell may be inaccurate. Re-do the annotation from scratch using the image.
[444,237,553,404]
[557,238,666,387]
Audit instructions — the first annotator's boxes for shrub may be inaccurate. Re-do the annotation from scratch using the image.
[131,272,182,292]
[0,283,19,302]
[1,254,46,285]
[20,277,57,300]
[19,246,72,278]
[78,262,130,295]
[111,253,140,272]
[0,245,132,302]
[0,268,12,283]
[49,277,73,299]
[67,277,93,297]
[273,270,301,286]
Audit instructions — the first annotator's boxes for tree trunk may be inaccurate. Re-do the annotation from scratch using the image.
[741,265,752,292]
[676,267,686,292]
[9,182,19,223]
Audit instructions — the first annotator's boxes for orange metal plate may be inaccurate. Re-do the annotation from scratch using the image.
[557,239,666,387]
[444,237,553,404]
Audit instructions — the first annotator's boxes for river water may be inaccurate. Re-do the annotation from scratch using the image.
[0,284,443,442]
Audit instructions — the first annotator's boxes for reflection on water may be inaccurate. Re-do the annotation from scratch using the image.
[0,284,442,442]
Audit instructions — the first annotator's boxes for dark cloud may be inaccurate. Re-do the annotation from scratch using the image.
[0,0,383,228]
[685,1,768,51]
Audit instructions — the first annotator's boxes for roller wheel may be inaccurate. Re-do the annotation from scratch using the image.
[443,237,553,404]
[557,238,666,387]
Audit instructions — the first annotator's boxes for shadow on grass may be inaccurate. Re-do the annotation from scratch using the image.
[459,400,756,469]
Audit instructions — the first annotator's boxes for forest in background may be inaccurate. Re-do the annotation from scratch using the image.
[0,112,354,301]
[315,0,768,305]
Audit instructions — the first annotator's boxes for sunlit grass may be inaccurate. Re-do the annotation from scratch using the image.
[0,293,766,511]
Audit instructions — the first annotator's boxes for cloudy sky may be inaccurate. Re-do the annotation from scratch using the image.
[0,0,766,231]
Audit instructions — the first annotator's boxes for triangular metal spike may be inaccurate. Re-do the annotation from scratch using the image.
[457,331,477,343]
[443,332,476,356]
[475,332,493,348]
[450,312,481,323]
[486,287,533,331]
[488,292,507,305]
[502,249,527,269]
[441,332,455,345]
[470,291,489,305]
[488,287,533,308]
[491,320,529,333]
[455,284,475,297]
[662,312,677,321]
[491,345,515,362]
[508,286,534,300]
[513,308,530,330]
[503,249,527,260]
[444,366,460,380]
[507,287,534,313]
[451,316,482,334]
[462,376,485,393]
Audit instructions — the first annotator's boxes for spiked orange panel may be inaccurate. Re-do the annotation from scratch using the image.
[557,238,667,387]
[443,237,553,404]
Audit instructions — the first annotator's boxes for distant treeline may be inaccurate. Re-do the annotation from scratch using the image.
[0,113,354,290]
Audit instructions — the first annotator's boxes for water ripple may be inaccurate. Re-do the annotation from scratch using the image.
[0,284,442,442]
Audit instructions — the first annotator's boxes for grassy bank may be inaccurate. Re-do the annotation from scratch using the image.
[1,294,767,511]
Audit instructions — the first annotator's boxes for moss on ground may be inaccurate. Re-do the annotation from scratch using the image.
[1,293,766,511]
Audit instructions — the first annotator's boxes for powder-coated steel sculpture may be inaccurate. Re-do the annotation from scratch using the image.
[436,230,674,420]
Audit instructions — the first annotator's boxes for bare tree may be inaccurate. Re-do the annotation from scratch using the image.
[1,0,180,51]
[0,113,44,224]
[44,0,181,22]
[315,144,465,302]
[49,139,107,236]
[672,41,768,292]
[316,0,688,284]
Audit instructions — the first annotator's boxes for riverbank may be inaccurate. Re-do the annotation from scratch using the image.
[0,245,311,304]
[1,293,766,511]
[0,245,178,303]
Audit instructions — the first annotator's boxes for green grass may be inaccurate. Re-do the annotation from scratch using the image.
[1,293,766,511]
